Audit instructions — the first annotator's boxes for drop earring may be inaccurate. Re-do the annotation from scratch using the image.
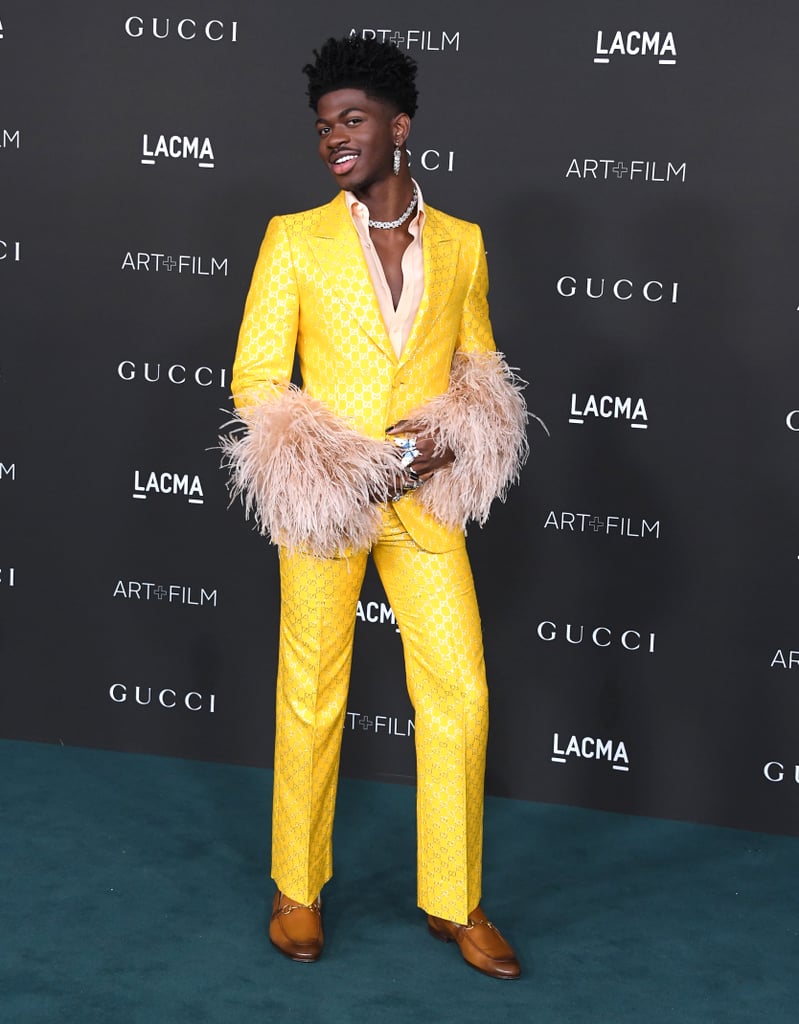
[393,143,401,175]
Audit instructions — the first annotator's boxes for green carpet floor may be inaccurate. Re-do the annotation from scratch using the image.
[1,739,796,1023]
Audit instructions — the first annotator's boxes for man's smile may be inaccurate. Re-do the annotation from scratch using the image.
[330,150,359,174]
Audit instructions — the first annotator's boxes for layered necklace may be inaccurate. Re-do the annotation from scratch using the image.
[368,186,418,230]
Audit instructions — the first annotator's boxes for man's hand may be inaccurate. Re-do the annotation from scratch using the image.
[387,420,455,481]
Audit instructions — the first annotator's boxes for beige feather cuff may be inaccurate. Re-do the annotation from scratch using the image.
[220,386,400,556]
[404,351,530,529]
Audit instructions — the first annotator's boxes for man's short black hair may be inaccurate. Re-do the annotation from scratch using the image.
[303,36,418,117]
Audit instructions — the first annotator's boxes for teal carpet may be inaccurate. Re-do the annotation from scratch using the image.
[1,740,796,1023]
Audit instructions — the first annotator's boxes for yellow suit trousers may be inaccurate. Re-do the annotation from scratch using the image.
[272,504,487,924]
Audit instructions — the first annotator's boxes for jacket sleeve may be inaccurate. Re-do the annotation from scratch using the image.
[453,227,497,358]
[220,216,400,556]
[403,225,530,529]
[230,216,299,410]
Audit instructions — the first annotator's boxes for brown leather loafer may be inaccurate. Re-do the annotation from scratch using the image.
[268,890,323,962]
[428,906,521,979]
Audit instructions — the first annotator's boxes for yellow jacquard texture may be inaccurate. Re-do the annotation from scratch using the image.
[229,194,498,553]
[271,544,366,899]
[271,506,487,925]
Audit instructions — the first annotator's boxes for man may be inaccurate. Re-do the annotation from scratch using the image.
[222,36,528,979]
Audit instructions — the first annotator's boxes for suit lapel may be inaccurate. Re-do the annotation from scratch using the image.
[307,193,397,363]
[305,195,461,367]
[399,206,459,367]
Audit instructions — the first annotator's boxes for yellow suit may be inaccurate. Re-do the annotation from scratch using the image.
[228,192,526,924]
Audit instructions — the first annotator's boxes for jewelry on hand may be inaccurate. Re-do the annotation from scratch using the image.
[387,435,425,501]
[391,435,422,468]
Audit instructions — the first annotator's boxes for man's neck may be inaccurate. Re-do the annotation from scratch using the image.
[349,172,415,224]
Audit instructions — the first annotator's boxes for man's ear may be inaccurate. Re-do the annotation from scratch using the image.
[392,112,411,146]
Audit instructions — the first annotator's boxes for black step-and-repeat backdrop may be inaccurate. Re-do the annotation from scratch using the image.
[3,2,799,836]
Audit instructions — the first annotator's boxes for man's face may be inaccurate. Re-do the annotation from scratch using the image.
[315,88,400,192]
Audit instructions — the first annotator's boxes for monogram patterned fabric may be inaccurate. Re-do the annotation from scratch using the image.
[231,193,516,925]
[231,192,499,553]
[272,506,487,924]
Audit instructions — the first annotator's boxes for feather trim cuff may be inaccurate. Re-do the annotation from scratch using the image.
[405,351,530,529]
[220,387,399,556]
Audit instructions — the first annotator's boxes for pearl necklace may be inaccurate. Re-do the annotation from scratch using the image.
[368,187,418,230]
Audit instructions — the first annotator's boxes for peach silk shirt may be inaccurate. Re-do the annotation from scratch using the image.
[344,181,425,359]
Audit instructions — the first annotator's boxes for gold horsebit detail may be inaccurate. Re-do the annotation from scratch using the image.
[278,898,321,916]
[465,916,496,930]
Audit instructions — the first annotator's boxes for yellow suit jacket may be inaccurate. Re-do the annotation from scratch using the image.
[231,191,498,553]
